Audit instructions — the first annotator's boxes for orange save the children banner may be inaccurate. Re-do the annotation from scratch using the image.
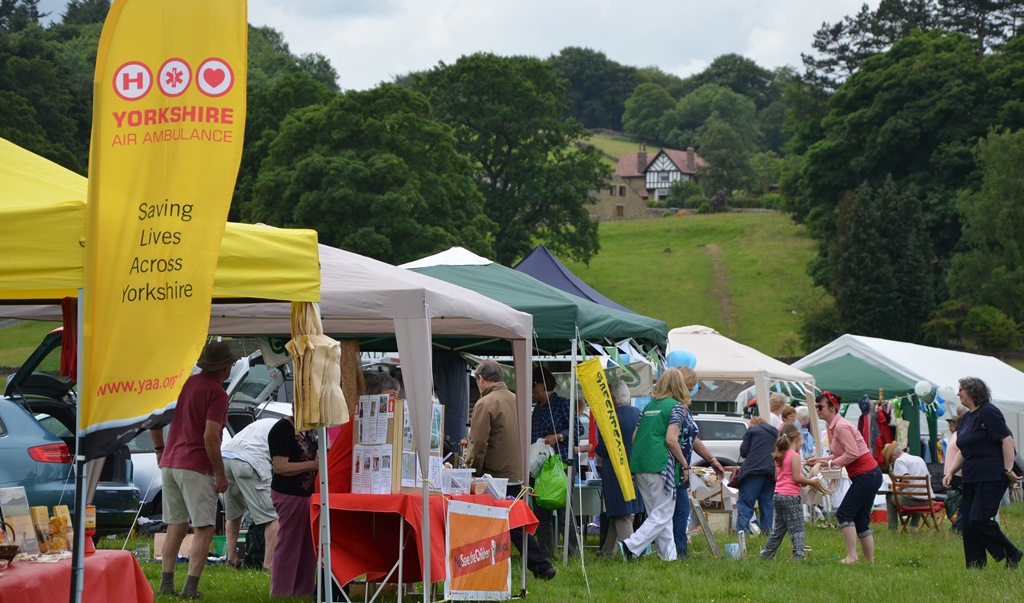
[81,0,247,459]
[576,357,636,501]
[445,501,511,601]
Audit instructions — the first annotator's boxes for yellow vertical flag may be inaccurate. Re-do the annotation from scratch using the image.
[81,0,247,459]
[575,358,635,501]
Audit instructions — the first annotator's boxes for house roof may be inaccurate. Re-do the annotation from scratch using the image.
[614,153,649,178]
[661,148,709,175]
[613,146,709,178]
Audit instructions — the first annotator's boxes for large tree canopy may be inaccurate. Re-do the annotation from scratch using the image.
[948,129,1024,321]
[415,52,610,265]
[659,83,761,152]
[830,177,933,340]
[547,46,639,130]
[245,85,495,265]
[795,29,997,280]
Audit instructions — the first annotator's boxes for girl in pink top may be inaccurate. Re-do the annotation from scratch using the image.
[761,424,820,560]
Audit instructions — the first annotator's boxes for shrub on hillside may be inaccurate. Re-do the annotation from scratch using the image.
[697,201,711,214]
[729,193,761,209]
[796,287,840,352]
[961,305,1020,350]
[760,192,784,210]
[708,189,729,213]
[666,180,704,209]
[918,300,973,348]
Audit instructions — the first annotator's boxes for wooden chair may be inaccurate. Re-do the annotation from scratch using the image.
[891,474,945,534]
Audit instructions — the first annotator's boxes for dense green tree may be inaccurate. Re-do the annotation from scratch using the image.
[695,118,753,193]
[547,46,639,130]
[0,27,86,170]
[246,85,494,265]
[415,52,610,265]
[938,0,1021,50]
[948,129,1024,321]
[829,177,933,340]
[795,30,995,273]
[622,82,674,141]
[61,0,108,25]
[0,0,42,32]
[635,66,688,98]
[659,83,760,152]
[231,70,336,219]
[678,53,778,110]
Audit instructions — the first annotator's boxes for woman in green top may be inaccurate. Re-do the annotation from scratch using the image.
[617,368,693,561]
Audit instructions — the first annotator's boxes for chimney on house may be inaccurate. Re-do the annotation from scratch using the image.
[637,143,647,172]
[686,145,696,172]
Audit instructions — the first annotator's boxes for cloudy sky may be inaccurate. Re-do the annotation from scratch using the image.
[40,0,878,91]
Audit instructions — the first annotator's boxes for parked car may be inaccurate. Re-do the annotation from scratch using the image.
[2,328,140,536]
[691,413,750,467]
[132,349,293,517]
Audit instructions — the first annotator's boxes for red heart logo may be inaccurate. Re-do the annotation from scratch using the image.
[203,68,225,88]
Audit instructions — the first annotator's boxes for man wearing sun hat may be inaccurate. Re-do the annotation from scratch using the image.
[881,441,930,532]
[150,341,239,598]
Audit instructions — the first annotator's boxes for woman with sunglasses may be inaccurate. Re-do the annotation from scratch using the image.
[807,391,883,564]
[942,377,1022,569]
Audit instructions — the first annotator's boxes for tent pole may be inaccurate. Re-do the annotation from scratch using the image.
[316,426,333,603]
[70,289,85,603]
[562,338,577,565]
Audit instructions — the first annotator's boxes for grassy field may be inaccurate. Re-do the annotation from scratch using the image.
[566,212,815,356]
[0,319,60,376]
[110,503,1024,602]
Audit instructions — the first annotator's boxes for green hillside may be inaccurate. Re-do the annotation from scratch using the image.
[564,212,815,356]
[586,131,660,167]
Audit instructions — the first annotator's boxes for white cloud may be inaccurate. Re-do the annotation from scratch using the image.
[36,0,878,90]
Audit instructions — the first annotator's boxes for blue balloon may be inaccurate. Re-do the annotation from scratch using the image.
[690,384,700,398]
[667,349,697,369]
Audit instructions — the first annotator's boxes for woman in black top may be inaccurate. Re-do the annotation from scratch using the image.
[943,377,1022,569]
[268,416,319,596]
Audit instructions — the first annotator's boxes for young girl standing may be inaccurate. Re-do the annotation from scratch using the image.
[760,423,819,560]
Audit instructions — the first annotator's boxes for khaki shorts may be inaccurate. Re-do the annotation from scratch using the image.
[223,458,278,525]
[161,467,219,527]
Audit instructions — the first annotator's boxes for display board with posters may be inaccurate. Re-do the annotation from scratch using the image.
[444,501,511,601]
[352,394,444,494]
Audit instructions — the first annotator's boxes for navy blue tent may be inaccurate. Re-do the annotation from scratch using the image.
[513,244,637,314]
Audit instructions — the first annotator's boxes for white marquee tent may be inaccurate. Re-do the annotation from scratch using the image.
[667,325,821,449]
[794,334,1024,444]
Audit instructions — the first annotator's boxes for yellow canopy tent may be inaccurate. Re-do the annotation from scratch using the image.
[0,136,320,303]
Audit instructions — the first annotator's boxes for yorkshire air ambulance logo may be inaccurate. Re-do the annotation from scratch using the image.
[112,57,235,99]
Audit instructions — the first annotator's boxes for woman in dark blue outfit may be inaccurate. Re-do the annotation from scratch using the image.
[735,417,779,536]
[594,379,644,558]
[943,377,1022,569]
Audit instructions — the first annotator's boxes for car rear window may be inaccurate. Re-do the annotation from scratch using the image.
[698,420,747,441]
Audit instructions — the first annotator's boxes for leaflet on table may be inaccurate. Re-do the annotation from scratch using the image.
[351,444,393,494]
[400,453,444,489]
[0,486,42,554]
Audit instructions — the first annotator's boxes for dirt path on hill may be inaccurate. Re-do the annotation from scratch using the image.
[705,244,735,336]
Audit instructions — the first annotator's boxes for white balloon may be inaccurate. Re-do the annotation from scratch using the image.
[936,385,956,403]
[914,380,932,397]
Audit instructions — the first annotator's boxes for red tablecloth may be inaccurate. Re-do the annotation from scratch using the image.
[311,493,538,587]
[0,549,153,603]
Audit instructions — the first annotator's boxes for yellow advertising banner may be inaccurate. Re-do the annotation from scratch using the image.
[445,501,511,600]
[575,357,636,501]
[82,0,247,459]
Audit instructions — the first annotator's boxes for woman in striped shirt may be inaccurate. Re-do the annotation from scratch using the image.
[807,391,883,564]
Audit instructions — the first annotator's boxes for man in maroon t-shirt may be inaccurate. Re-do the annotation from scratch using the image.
[151,341,237,598]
